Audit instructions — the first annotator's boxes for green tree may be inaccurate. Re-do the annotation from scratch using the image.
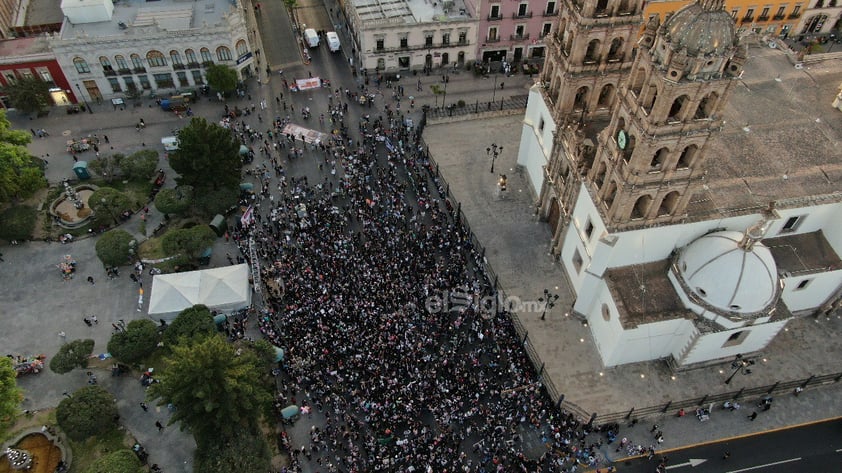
[107,319,159,365]
[121,149,159,181]
[161,225,217,260]
[169,117,241,191]
[1,77,51,115]
[163,305,216,347]
[0,205,36,241]
[195,187,238,218]
[0,111,44,203]
[205,64,238,96]
[148,335,273,440]
[194,425,272,473]
[56,386,118,441]
[49,339,95,374]
[89,187,134,226]
[95,229,135,267]
[84,449,144,473]
[154,186,193,216]
[0,357,23,434]
[88,153,125,183]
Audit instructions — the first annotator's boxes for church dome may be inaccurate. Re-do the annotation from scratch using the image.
[675,231,779,315]
[662,0,736,56]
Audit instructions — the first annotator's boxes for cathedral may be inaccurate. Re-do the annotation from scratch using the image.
[517,0,842,367]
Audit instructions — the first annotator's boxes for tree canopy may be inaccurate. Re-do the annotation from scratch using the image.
[95,229,135,267]
[147,335,273,440]
[84,449,144,473]
[49,339,95,374]
[161,225,217,260]
[169,117,241,191]
[163,305,216,347]
[107,319,159,365]
[0,111,45,202]
[194,425,271,473]
[56,386,118,441]
[120,149,159,181]
[0,205,36,241]
[154,186,193,216]
[0,357,23,434]
[1,77,51,115]
[88,153,124,183]
[89,187,134,226]
[205,64,238,96]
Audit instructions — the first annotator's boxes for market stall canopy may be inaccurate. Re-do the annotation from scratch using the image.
[148,264,251,321]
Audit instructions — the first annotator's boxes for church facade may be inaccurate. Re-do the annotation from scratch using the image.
[517,0,842,367]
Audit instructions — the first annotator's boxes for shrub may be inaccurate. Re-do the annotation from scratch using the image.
[49,339,95,374]
[84,449,144,473]
[107,319,159,365]
[95,229,135,267]
[0,205,36,241]
[56,386,118,441]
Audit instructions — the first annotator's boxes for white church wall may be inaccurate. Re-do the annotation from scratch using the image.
[517,86,556,198]
[583,283,625,365]
[606,318,695,366]
[679,321,788,365]
[781,269,842,313]
[767,202,842,244]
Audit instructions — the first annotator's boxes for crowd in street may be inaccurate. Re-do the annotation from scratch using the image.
[223,85,612,472]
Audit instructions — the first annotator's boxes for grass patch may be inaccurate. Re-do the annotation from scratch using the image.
[0,205,37,241]
[138,236,166,260]
[67,427,135,473]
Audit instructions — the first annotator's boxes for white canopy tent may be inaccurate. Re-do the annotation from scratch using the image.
[148,264,251,321]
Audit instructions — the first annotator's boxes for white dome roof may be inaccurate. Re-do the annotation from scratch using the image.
[676,231,779,315]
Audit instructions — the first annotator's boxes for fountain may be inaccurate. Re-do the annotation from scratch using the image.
[48,181,97,228]
[0,433,63,473]
[3,448,31,470]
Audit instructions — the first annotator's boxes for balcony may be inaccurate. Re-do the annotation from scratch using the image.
[132,67,146,73]
[757,15,769,21]
[740,16,754,23]
[487,13,503,20]
[457,39,468,45]
[172,63,185,70]
[788,12,801,18]
[186,62,201,69]
[103,69,116,76]
[510,33,530,41]
[543,9,558,16]
[486,36,501,43]
[118,68,132,75]
[773,14,785,20]
[512,11,533,18]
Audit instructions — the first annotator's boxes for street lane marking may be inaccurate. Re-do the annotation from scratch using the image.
[665,458,707,469]
[725,457,801,473]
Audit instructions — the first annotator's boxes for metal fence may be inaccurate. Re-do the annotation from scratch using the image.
[417,134,842,425]
[424,94,530,121]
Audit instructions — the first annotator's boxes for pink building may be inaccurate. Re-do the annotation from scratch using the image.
[466,0,558,63]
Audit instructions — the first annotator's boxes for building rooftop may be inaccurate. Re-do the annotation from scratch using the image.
[0,36,52,59]
[605,260,694,328]
[764,230,842,275]
[59,0,235,40]
[686,46,842,219]
[25,0,67,26]
[351,0,471,24]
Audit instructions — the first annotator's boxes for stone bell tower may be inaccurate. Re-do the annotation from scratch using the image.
[587,0,747,230]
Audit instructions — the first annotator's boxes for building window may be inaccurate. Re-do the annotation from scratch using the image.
[546,0,556,14]
[124,76,136,91]
[425,34,434,47]
[107,77,122,92]
[517,3,528,16]
[217,46,233,61]
[153,73,174,88]
[572,248,583,273]
[731,8,739,18]
[191,70,204,84]
[115,55,129,71]
[400,36,408,48]
[398,56,410,68]
[99,56,113,71]
[490,4,500,18]
[201,48,213,64]
[37,68,53,82]
[185,49,198,65]
[780,215,804,233]
[17,69,33,80]
[376,38,385,51]
[442,32,450,45]
[722,330,749,347]
[236,39,249,57]
[131,54,144,70]
[176,71,189,87]
[2,72,16,85]
[796,279,812,290]
[170,50,183,65]
[792,5,801,15]
[584,218,594,241]
[488,27,498,41]
[541,23,552,37]
[458,31,467,44]
[538,117,545,132]
[138,75,151,89]
[601,303,611,321]
[73,57,91,73]
[147,50,167,67]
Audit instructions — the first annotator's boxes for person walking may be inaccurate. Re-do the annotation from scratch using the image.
[90,315,98,324]
[155,420,164,431]
[140,402,148,412]
[86,276,95,285]
[748,411,757,421]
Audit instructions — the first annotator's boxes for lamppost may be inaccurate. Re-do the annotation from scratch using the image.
[539,288,559,321]
[487,143,503,173]
[724,354,755,384]
[441,73,449,111]
[75,83,94,114]
[101,197,119,225]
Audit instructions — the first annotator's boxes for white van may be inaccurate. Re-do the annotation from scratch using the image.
[304,28,319,48]
[326,31,341,52]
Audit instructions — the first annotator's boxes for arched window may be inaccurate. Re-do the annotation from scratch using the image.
[659,191,680,216]
[631,195,652,219]
[73,57,90,73]
[631,67,646,96]
[99,56,112,68]
[377,58,386,70]
[603,180,618,210]
[584,39,601,62]
[597,84,614,108]
[650,147,669,170]
[200,48,213,63]
[607,38,624,60]
[624,133,637,162]
[217,46,233,61]
[643,84,658,114]
[236,40,249,57]
[185,49,198,65]
[594,161,607,187]
[115,55,128,71]
[668,95,689,121]
[146,50,166,67]
[170,50,183,65]
[573,86,589,111]
[694,92,719,119]
[595,0,608,13]
[131,54,144,70]
[677,144,698,168]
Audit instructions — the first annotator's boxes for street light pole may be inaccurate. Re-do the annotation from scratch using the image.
[75,83,94,114]
[724,354,755,384]
[539,288,559,321]
[487,143,503,174]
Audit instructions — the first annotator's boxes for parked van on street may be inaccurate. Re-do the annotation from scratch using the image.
[304,28,319,48]
[326,31,341,52]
